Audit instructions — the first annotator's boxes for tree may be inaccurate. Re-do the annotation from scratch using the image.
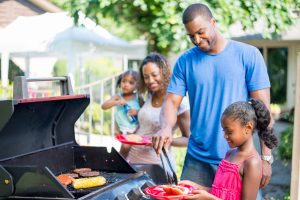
[61,0,300,55]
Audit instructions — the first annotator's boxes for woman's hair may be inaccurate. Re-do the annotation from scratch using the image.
[139,52,171,94]
[222,98,278,149]
[116,70,140,89]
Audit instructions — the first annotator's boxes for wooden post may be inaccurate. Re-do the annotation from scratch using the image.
[291,52,300,199]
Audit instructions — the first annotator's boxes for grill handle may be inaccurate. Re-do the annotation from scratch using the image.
[0,165,14,197]
[13,76,73,99]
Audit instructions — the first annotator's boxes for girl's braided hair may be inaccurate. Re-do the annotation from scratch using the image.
[222,98,278,149]
[139,52,171,94]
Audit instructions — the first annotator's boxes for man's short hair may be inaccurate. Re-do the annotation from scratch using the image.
[182,3,213,24]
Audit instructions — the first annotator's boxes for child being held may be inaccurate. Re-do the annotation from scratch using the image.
[182,98,278,200]
[101,70,144,158]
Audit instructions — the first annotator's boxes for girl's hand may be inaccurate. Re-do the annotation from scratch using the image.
[179,180,210,191]
[128,108,138,116]
[113,96,126,105]
[179,180,201,189]
[184,190,217,200]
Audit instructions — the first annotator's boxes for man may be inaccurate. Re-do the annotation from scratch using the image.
[152,3,273,191]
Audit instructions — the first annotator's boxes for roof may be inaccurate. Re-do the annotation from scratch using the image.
[28,0,62,12]
[0,0,61,28]
[228,19,300,41]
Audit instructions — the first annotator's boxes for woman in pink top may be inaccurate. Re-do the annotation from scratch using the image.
[182,98,278,200]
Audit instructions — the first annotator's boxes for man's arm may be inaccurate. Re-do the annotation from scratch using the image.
[250,88,273,188]
[152,93,183,155]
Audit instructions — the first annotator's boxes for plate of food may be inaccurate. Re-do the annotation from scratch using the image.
[144,184,196,200]
[115,134,152,145]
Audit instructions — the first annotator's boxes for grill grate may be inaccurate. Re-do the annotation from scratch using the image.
[63,171,132,198]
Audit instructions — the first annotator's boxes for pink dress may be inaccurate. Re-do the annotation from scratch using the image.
[210,159,242,200]
[210,150,258,200]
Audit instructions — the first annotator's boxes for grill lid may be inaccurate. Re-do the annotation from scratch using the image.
[0,95,90,160]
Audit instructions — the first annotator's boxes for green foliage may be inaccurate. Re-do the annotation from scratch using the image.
[0,82,13,99]
[278,108,294,163]
[83,58,122,83]
[0,59,24,83]
[174,147,187,178]
[279,126,293,162]
[65,0,300,55]
[52,59,67,76]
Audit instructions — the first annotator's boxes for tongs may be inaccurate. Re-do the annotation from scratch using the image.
[159,147,178,185]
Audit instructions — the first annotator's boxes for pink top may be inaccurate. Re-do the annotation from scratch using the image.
[210,159,242,200]
[210,150,256,200]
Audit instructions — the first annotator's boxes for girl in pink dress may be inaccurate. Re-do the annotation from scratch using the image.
[182,98,278,200]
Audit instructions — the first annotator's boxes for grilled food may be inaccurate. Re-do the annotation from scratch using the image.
[162,185,189,195]
[79,171,100,177]
[73,168,92,174]
[72,176,106,189]
[57,175,74,186]
[60,173,79,178]
[126,134,142,142]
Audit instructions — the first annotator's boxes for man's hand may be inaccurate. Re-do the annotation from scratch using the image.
[260,160,272,188]
[152,128,172,155]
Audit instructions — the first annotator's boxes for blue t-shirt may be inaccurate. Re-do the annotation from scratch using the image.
[115,94,140,134]
[168,40,270,164]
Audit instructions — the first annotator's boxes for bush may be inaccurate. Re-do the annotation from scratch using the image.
[278,126,293,163]
[278,108,294,163]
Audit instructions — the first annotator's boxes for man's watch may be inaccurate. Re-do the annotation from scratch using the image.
[261,155,274,165]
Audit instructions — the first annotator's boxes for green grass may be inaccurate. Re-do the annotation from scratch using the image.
[174,147,187,179]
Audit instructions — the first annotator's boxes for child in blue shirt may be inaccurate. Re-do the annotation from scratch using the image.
[102,70,144,158]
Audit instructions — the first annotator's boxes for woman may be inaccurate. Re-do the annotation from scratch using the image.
[127,52,190,169]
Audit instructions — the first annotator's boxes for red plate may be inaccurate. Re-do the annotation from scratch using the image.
[144,184,196,200]
[115,134,152,145]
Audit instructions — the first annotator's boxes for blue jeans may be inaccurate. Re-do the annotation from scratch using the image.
[180,153,262,200]
[180,153,218,187]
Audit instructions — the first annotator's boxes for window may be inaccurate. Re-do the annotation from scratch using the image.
[267,48,288,104]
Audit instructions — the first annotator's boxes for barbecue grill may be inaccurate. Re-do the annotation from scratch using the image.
[0,76,167,200]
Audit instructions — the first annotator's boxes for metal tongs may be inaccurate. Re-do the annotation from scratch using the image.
[159,147,178,185]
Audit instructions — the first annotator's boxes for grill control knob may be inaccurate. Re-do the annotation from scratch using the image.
[127,188,143,200]
[141,181,154,191]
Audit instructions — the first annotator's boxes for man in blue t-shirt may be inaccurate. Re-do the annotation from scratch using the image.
[152,3,273,191]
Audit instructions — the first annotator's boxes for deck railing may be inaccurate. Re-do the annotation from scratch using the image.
[74,75,120,145]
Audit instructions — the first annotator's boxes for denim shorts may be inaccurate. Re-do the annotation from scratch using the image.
[180,153,218,187]
[180,153,262,200]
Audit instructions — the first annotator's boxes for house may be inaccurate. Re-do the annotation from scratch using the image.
[230,19,300,110]
[0,0,61,29]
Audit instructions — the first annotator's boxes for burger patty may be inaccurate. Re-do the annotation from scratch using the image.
[73,168,92,173]
[79,171,100,177]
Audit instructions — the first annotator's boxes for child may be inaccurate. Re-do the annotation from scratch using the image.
[101,70,144,158]
[181,98,278,200]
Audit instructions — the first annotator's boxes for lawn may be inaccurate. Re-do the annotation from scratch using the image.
[174,147,187,179]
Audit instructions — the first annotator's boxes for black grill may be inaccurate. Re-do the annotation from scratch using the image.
[0,77,167,199]
[0,94,165,199]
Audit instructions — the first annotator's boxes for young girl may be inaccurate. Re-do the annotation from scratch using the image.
[182,98,278,200]
[101,70,143,158]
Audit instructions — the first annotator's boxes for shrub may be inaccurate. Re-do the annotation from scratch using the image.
[278,108,294,163]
